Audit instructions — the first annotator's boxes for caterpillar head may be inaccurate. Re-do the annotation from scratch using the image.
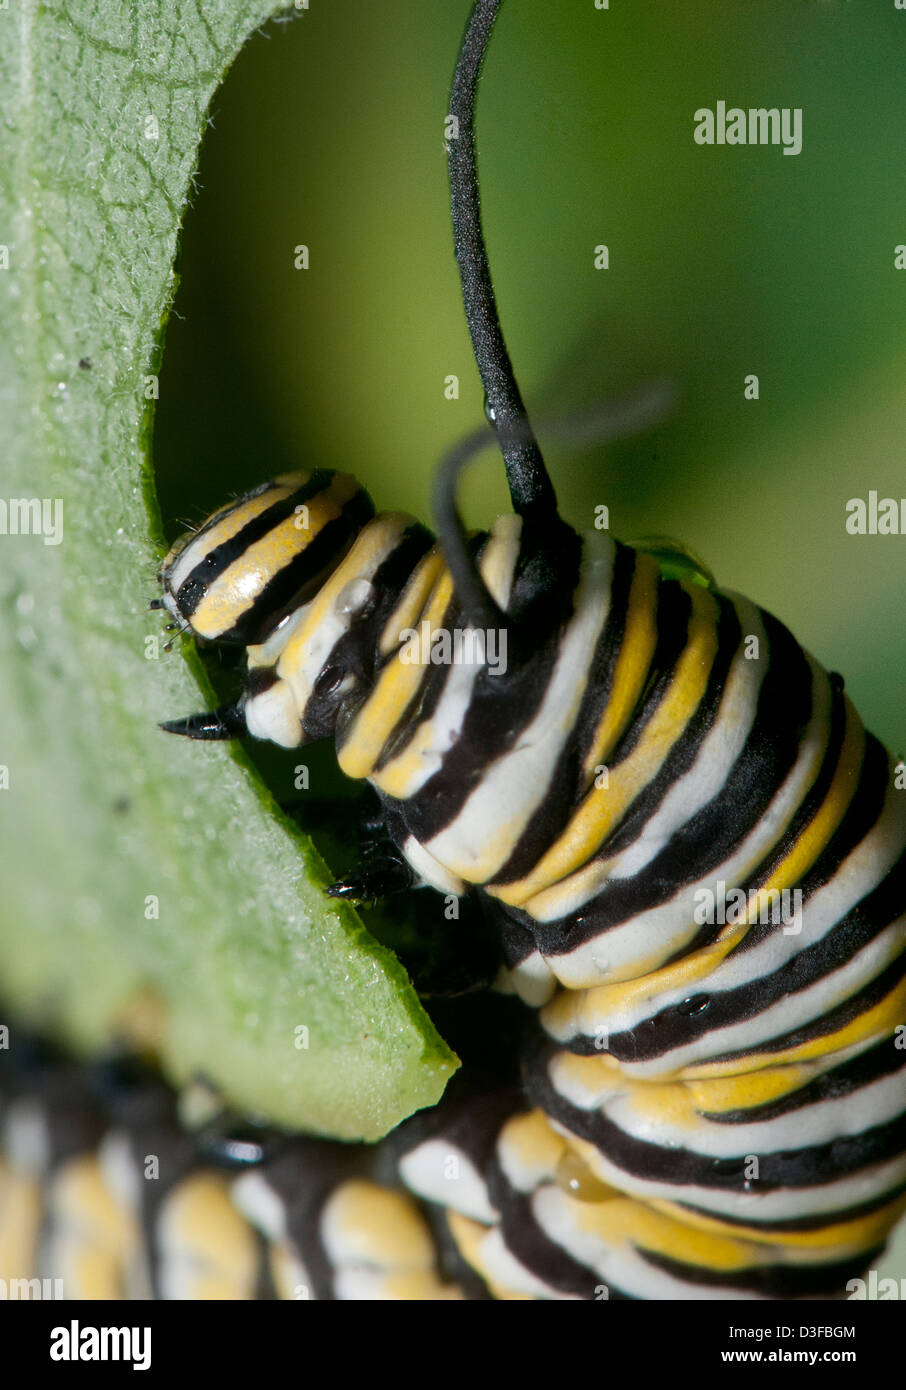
[158,470,375,648]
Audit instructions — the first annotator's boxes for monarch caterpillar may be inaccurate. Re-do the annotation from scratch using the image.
[2,0,905,1304]
[147,0,906,1299]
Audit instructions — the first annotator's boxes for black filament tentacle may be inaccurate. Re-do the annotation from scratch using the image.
[447,0,558,521]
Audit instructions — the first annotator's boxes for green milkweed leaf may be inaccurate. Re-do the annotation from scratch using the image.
[0,0,455,1141]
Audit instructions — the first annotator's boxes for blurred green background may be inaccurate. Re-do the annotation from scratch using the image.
[151,0,906,1276]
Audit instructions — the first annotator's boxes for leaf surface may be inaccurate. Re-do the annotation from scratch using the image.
[0,0,456,1141]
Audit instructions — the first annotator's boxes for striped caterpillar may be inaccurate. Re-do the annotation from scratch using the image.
[150,0,906,1298]
[1,0,903,1301]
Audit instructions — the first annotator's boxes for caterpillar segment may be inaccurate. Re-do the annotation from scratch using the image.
[0,1049,461,1301]
[147,1,906,1295]
[152,463,906,1295]
[5,0,900,1305]
[2,1043,895,1300]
